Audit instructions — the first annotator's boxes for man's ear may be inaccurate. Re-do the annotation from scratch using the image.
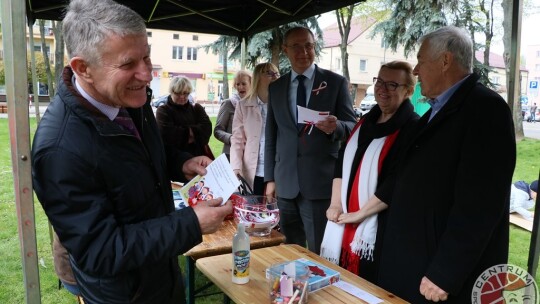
[441,52,453,72]
[70,57,93,83]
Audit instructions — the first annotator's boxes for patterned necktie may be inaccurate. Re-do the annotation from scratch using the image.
[296,75,307,129]
[114,108,141,140]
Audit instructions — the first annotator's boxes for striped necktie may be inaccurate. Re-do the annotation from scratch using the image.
[114,108,141,140]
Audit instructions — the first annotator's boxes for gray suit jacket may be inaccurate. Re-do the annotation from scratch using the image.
[265,65,356,200]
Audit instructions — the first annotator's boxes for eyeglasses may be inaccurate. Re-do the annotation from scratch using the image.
[174,91,190,96]
[373,77,407,91]
[285,43,315,52]
[265,71,280,78]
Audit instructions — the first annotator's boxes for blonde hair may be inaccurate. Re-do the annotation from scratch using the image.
[169,76,192,95]
[244,62,278,101]
[234,70,252,84]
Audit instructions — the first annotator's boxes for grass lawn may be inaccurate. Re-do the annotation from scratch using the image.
[0,116,539,303]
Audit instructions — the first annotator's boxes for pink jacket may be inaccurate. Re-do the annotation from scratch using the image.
[231,96,265,189]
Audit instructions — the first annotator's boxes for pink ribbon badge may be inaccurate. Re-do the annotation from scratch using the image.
[312,81,328,95]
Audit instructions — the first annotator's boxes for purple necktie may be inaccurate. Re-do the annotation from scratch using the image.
[114,108,141,140]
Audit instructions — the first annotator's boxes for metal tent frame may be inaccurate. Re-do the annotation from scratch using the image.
[1,0,530,303]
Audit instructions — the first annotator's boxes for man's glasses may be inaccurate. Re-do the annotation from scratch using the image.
[265,71,280,78]
[373,77,407,91]
[285,43,315,52]
[174,91,190,96]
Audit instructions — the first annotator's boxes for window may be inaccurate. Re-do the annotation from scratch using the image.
[491,76,500,84]
[193,35,199,41]
[173,34,179,40]
[33,45,51,57]
[172,46,183,60]
[536,64,540,72]
[335,58,341,69]
[536,50,540,57]
[380,38,386,48]
[359,59,367,72]
[147,31,152,37]
[187,47,197,61]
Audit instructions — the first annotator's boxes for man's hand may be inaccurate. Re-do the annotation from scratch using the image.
[419,276,449,302]
[315,115,337,135]
[182,156,212,180]
[192,198,233,234]
[266,181,276,199]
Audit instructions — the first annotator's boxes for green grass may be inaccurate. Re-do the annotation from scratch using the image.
[0,116,539,303]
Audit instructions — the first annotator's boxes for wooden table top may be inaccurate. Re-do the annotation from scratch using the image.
[184,219,285,260]
[196,244,409,304]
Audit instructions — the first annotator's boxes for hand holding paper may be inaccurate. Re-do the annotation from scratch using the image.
[297,106,329,124]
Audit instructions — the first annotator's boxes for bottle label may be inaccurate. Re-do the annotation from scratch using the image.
[233,250,250,278]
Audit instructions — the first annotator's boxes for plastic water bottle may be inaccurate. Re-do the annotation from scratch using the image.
[232,223,250,284]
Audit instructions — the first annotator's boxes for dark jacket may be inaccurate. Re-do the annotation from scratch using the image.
[156,97,212,180]
[377,73,516,303]
[32,67,202,304]
[214,99,236,156]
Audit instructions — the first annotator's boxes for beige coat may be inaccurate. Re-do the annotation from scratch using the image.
[231,96,264,189]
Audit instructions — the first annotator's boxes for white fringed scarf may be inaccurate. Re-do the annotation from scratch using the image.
[320,124,385,263]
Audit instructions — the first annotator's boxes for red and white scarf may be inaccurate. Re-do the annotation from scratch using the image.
[321,123,398,272]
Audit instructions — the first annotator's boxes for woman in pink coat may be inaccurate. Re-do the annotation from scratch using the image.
[231,63,280,195]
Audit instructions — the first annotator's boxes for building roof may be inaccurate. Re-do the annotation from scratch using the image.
[475,51,527,71]
[322,16,378,48]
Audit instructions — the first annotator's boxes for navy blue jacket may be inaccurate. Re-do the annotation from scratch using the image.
[32,67,201,303]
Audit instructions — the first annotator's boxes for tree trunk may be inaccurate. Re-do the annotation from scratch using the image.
[271,28,281,68]
[38,20,53,102]
[222,43,229,99]
[502,0,524,138]
[53,21,64,97]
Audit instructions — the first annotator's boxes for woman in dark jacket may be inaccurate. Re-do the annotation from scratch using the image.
[320,61,419,283]
[156,76,212,174]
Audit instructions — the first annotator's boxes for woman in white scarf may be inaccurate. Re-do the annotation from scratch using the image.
[320,61,418,283]
[214,70,252,160]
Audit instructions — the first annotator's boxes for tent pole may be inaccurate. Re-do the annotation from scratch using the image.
[1,1,42,302]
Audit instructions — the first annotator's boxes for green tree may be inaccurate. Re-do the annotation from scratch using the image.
[201,36,239,99]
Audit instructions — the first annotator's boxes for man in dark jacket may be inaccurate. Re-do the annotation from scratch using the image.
[31,0,232,303]
[377,26,516,303]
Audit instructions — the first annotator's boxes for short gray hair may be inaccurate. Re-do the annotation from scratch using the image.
[63,0,147,64]
[419,26,473,73]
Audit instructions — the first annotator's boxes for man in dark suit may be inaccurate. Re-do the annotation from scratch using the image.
[377,26,516,303]
[264,26,356,254]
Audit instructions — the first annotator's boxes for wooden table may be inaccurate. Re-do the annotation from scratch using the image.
[196,244,409,304]
[184,219,285,304]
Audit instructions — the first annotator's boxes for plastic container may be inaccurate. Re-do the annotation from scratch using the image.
[266,261,310,304]
[232,195,279,237]
[232,223,250,284]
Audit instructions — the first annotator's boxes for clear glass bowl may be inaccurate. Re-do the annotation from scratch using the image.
[232,195,280,237]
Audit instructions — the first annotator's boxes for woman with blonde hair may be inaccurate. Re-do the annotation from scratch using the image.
[214,70,252,160]
[231,63,279,194]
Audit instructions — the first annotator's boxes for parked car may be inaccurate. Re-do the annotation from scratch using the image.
[151,95,168,108]
[360,94,377,112]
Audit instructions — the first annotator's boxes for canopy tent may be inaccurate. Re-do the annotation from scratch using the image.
[5,0,365,302]
[2,0,532,303]
[26,0,361,38]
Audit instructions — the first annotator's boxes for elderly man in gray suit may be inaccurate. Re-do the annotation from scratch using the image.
[265,26,357,253]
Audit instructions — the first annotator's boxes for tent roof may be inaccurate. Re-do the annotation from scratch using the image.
[26,0,364,38]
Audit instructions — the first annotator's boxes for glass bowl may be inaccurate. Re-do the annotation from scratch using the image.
[232,195,280,237]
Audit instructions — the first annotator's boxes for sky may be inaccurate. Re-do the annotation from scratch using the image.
[317,5,540,56]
